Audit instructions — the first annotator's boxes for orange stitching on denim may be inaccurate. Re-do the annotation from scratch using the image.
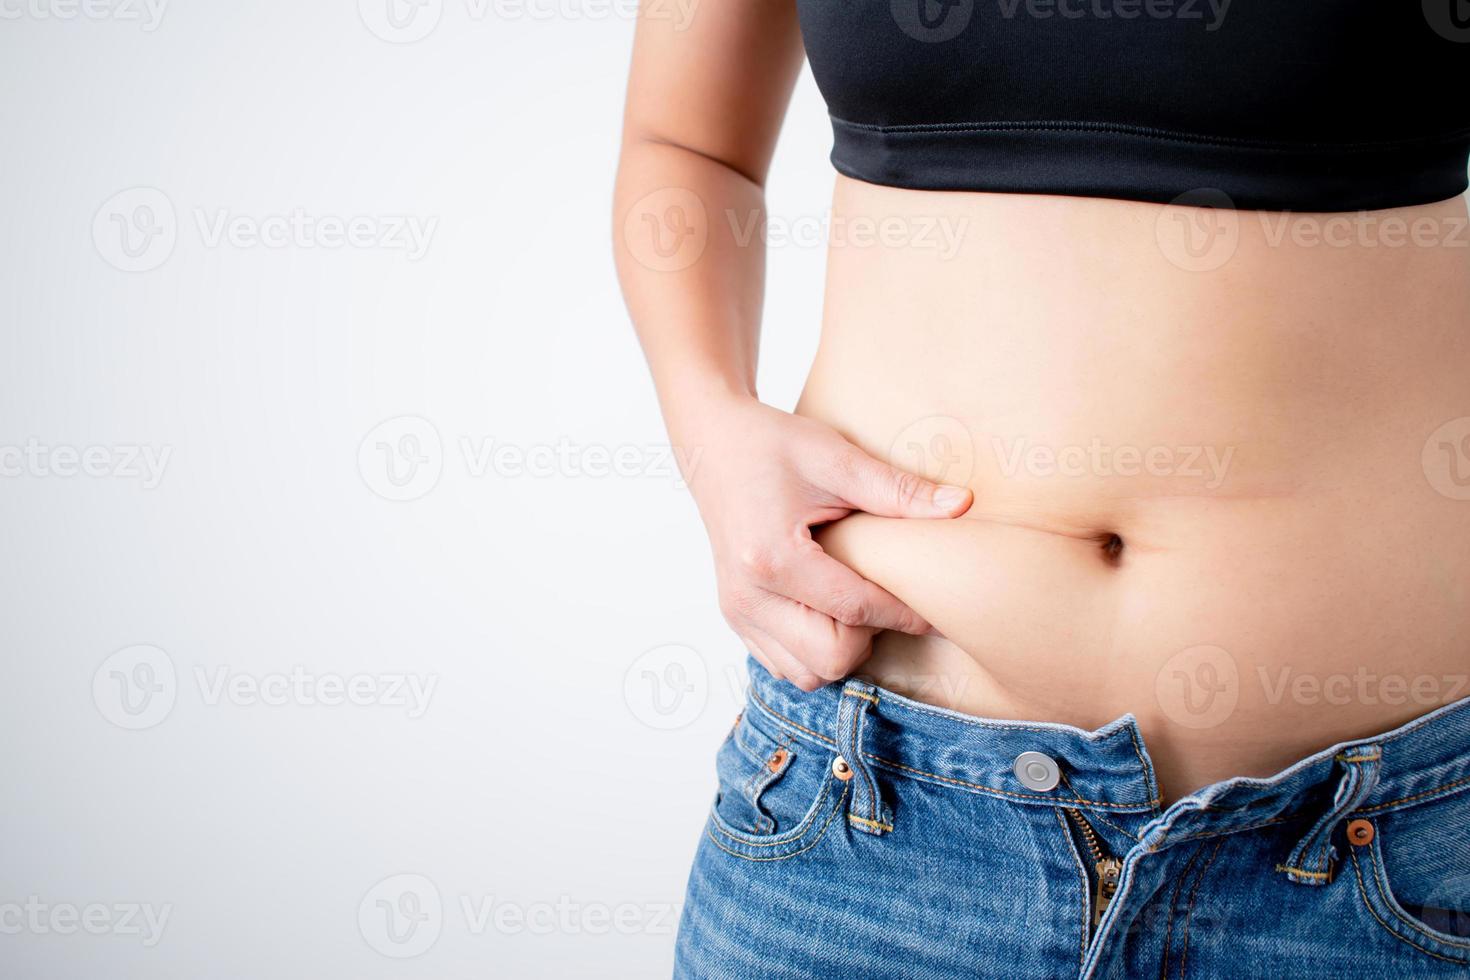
[877,755,1158,809]
[1275,864,1332,881]
[1053,808,1090,968]
[749,687,836,746]
[1320,760,1376,874]
[1120,722,1158,805]
[1353,774,1470,817]
[1059,772,1143,843]
[705,786,849,863]
[871,755,1157,810]
[1349,847,1470,964]
[708,777,836,848]
[1088,810,1140,843]
[754,681,1083,741]
[750,684,1163,808]
[847,814,893,832]
[1298,769,1357,878]
[1366,832,1470,950]
[744,732,796,834]
[843,687,879,705]
[742,732,793,810]
[1148,813,1297,852]
[1178,840,1224,979]
[732,715,764,761]
[1369,697,1470,749]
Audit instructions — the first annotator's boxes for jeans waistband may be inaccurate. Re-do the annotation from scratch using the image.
[745,656,1163,814]
[742,656,1470,836]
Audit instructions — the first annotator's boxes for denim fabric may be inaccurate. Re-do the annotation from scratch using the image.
[675,658,1470,979]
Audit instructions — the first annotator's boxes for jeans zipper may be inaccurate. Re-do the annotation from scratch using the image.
[1067,808,1123,928]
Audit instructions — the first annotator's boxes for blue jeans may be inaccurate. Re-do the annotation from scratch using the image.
[675,658,1470,978]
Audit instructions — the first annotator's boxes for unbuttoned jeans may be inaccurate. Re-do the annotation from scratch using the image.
[674,658,1470,978]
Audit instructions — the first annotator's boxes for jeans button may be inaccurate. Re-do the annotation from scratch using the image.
[1014,751,1061,792]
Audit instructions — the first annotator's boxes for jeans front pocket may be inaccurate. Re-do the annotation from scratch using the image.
[705,708,847,862]
[1348,786,1470,966]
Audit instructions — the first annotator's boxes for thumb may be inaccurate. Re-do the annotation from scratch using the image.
[827,448,973,519]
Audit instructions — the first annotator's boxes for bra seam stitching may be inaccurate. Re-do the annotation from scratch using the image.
[830,115,1470,154]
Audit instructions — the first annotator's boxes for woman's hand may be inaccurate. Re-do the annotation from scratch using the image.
[676,394,973,690]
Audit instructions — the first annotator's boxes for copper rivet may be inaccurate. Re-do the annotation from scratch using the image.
[832,756,854,781]
[1347,819,1375,847]
[767,749,788,773]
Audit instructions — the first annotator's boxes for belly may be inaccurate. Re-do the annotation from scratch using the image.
[798,177,1470,801]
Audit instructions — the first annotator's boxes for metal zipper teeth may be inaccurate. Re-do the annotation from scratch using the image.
[1067,808,1124,928]
[1067,808,1107,865]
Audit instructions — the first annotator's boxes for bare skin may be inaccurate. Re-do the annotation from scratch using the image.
[810,182,1470,799]
[614,0,1470,802]
[614,0,973,692]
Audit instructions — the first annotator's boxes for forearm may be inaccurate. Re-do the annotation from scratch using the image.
[613,137,769,441]
[610,0,962,688]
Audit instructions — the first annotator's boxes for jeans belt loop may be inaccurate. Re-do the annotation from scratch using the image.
[1280,744,1383,886]
[835,679,893,836]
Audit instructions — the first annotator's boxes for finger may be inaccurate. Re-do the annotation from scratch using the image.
[744,625,825,692]
[820,445,972,520]
[772,544,931,635]
[753,597,875,684]
[737,633,784,681]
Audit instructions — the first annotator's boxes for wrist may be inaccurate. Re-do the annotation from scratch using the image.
[658,377,759,445]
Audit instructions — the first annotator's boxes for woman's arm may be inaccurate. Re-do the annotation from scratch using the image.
[613,0,973,690]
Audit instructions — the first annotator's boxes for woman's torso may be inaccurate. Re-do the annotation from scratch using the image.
[798,176,1470,801]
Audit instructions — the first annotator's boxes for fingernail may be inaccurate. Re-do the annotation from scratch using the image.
[933,485,969,510]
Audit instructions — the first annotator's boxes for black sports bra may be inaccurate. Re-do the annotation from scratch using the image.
[794,1,1470,211]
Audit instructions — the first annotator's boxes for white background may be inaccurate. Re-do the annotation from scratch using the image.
[0,2,837,976]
